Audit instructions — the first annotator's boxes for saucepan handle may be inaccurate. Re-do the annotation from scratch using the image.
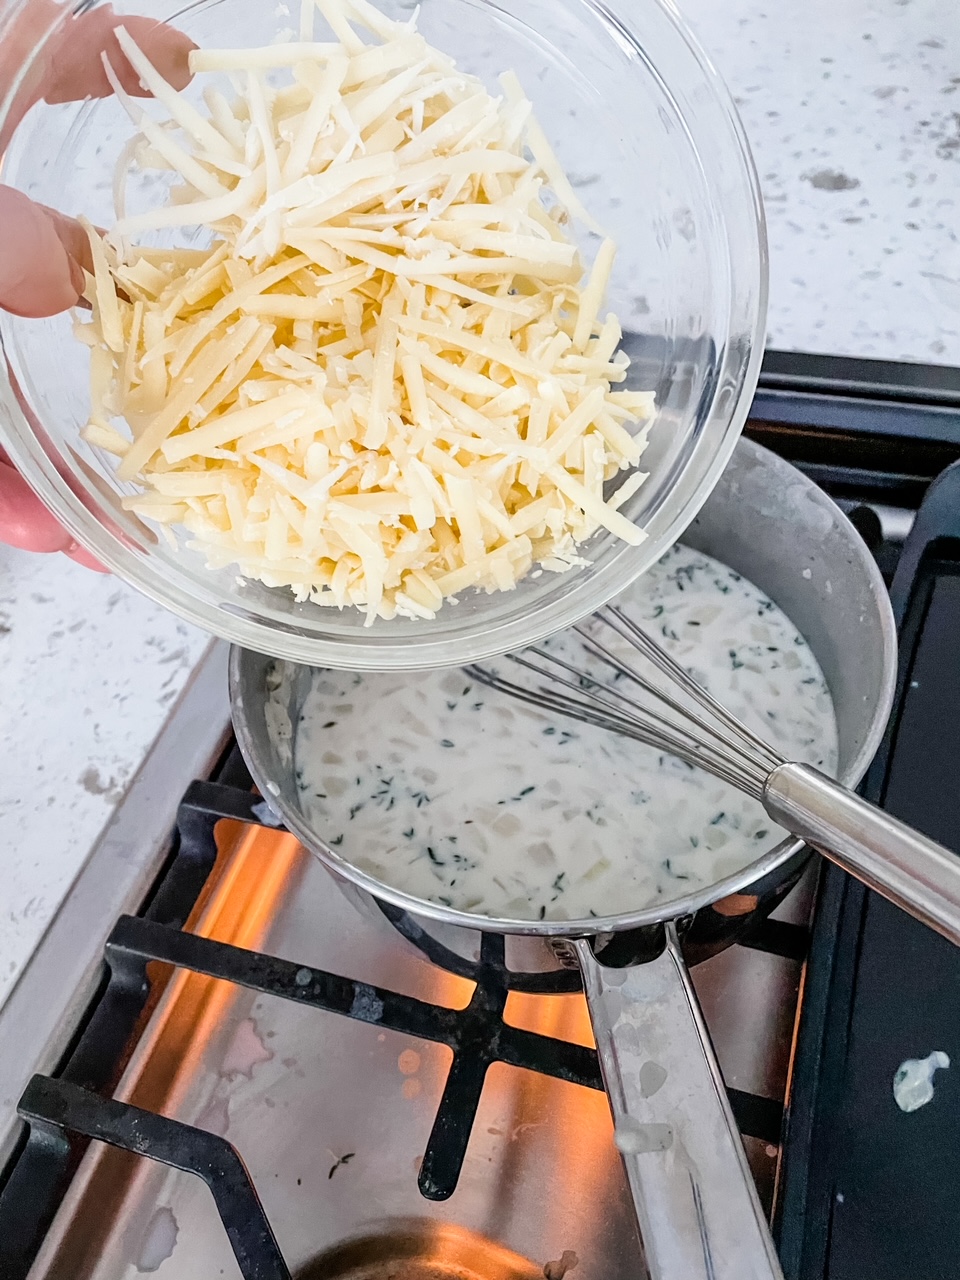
[764,762,960,947]
[574,930,783,1280]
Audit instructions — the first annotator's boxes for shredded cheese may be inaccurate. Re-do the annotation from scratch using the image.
[78,0,655,623]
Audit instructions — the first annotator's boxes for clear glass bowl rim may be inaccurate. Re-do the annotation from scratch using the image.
[0,0,769,670]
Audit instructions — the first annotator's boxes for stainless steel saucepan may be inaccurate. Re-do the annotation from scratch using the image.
[229,438,897,1280]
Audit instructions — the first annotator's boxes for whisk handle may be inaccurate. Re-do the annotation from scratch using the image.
[764,762,960,946]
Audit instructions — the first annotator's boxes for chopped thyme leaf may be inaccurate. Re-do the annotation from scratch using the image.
[328,1153,355,1179]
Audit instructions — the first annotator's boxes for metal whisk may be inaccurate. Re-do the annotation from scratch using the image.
[467,605,960,948]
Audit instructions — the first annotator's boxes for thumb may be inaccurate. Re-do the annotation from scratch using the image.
[0,451,73,552]
[0,452,109,570]
[0,186,85,318]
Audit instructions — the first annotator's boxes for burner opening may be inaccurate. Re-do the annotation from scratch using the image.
[295,1221,544,1280]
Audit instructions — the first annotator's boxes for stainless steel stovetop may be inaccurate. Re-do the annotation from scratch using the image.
[18,759,806,1280]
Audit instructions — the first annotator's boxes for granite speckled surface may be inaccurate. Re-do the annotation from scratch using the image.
[2,0,959,1014]
[680,0,960,365]
[0,546,209,1010]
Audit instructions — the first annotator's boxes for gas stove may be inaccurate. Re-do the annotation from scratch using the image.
[1,350,958,1280]
[0,738,799,1279]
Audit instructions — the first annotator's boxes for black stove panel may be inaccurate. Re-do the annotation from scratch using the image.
[776,462,960,1280]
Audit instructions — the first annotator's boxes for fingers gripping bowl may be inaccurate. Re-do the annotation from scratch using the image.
[0,0,765,668]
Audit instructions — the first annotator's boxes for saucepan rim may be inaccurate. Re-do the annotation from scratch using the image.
[229,440,898,939]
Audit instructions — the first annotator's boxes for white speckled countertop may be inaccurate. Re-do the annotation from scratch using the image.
[1,0,958,1015]
[680,0,960,365]
[0,547,210,1009]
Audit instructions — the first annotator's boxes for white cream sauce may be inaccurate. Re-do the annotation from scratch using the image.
[290,545,838,921]
[893,1051,950,1113]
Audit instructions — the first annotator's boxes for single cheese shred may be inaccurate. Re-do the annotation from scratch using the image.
[77,0,656,623]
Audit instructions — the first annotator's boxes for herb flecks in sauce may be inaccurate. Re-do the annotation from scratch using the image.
[290,546,838,921]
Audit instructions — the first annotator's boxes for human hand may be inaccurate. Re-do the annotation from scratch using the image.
[0,2,194,566]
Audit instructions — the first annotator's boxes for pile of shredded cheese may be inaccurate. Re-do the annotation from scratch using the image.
[77,0,655,622]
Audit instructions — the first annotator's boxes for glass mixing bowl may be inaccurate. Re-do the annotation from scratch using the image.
[0,0,766,669]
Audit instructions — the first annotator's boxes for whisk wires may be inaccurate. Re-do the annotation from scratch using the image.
[466,604,784,801]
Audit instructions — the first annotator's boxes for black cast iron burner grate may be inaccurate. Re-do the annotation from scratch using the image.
[0,754,788,1280]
